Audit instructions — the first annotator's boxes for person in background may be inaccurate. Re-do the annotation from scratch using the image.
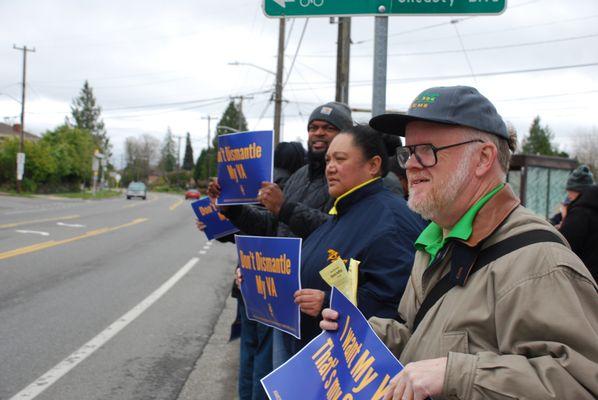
[320,85,598,399]
[197,141,305,400]
[273,141,306,188]
[558,164,598,282]
[282,124,425,357]
[380,134,408,199]
[549,165,595,227]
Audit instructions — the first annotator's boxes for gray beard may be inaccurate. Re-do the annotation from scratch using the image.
[407,155,472,221]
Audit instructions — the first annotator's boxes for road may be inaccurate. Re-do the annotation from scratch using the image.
[0,193,237,400]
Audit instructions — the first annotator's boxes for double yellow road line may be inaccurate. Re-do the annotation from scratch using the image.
[0,218,148,261]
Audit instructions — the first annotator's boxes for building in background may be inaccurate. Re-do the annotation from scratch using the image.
[0,123,40,142]
[508,154,578,218]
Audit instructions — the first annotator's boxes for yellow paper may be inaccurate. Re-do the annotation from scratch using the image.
[319,258,360,306]
[348,258,360,305]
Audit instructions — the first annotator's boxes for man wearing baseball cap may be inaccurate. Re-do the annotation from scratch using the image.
[320,86,598,399]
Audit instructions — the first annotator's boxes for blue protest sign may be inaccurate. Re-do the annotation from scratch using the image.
[261,288,403,400]
[236,235,302,338]
[216,130,274,205]
[191,197,239,240]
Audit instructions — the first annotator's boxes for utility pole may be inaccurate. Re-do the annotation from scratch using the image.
[273,18,286,146]
[372,17,388,117]
[230,95,254,130]
[335,17,351,104]
[13,44,35,192]
[201,115,218,180]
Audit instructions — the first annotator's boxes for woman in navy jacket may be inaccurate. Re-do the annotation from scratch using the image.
[288,124,426,352]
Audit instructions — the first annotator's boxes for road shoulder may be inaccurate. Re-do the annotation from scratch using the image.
[177,296,239,400]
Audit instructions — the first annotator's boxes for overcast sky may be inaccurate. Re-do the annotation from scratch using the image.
[1,0,597,166]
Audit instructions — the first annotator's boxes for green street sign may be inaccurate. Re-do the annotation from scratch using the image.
[263,0,506,17]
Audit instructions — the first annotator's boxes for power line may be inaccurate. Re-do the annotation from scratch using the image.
[335,0,543,47]
[283,62,598,91]
[301,13,598,57]
[497,89,598,103]
[347,32,598,58]
[451,20,477,84]
[283,19,309,88]
[102,90,271,112]
[29,70,182,85]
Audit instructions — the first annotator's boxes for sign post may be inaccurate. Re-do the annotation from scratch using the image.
[263,0,506,133]
[263,0,506,17]
[16,152,25,182]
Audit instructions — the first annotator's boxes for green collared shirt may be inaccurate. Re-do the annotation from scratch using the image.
[414,183,504,262]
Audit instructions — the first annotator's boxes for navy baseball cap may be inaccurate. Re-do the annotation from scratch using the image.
[370,86,508,139]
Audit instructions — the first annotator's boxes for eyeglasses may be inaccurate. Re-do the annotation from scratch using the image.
[396,139,484,168]
[308,123,339,134]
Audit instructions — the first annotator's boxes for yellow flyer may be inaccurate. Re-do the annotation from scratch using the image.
[319,258,359,305]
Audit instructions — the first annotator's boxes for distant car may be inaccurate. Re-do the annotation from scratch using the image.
[185,189,201,200]
[126,182,147,200]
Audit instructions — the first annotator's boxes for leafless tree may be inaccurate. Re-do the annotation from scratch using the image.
[572,127,598,177]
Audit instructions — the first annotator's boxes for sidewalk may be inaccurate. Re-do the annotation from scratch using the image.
[177,296,240,400]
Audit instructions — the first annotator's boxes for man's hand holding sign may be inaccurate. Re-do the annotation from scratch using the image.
[320,311,446,400]
[190,197,239,240]
[262,288,404,400]
[257,181,285,216]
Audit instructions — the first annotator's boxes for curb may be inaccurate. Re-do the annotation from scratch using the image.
[177,296,240,400]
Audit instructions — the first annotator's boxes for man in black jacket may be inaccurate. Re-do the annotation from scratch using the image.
[211,101,354,239]
[559,165,598,282]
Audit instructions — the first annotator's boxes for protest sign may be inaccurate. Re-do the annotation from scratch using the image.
[191,197,239,240]
[236,235,302,338]
[262,288,403,400]
[216,130,273,205]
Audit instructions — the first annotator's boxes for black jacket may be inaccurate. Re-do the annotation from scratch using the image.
[559,185,598,282]
[223,163,331,239]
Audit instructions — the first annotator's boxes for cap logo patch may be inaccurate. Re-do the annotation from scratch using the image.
[411,93,439,109]
[320,106,333,115]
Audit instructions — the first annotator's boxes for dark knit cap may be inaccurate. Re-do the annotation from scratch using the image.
[308,102,353,131]
[566,164,594,191]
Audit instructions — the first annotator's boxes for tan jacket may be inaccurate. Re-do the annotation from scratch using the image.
[370,185,598,399]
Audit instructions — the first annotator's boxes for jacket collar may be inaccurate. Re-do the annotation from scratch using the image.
[461,183,521,247]
[446,184,520,286]
[329,178,383,216]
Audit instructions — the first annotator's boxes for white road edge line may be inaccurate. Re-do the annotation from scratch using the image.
[9,257,200,400]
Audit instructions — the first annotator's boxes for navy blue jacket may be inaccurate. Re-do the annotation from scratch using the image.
[296,178,426,348]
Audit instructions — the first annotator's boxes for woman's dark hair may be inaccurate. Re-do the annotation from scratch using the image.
[339,124,389,177]
[274,141,306,175]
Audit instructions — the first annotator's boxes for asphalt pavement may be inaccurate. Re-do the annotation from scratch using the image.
[0,192,240,400]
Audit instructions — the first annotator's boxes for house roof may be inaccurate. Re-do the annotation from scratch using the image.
[0,122,40,141]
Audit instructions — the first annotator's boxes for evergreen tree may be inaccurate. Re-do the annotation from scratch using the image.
[196,101,249,180]
[159,128,177,174]
[521,116,567,156]
[215,101,248,138]
[70,80,110,156]
[182,132,194,171]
